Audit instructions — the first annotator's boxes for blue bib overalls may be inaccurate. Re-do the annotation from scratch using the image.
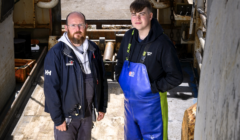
[118,30,168,140]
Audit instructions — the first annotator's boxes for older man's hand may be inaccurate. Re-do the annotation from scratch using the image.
[56,121,67,131]
[97,112,105,121]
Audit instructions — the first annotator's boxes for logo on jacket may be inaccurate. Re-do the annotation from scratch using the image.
[66,60,74,66]
[147,52,152,56]
[129,71,135,77]
[45,70,52,76]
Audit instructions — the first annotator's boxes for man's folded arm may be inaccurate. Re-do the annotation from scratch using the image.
[151,41,183,93]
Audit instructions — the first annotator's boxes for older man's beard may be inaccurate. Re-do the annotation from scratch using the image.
[68,30,86,45]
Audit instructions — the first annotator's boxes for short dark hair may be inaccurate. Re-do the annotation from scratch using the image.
[66,11,86,25]
[130,0,153,13]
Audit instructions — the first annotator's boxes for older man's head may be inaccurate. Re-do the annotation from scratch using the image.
[65,12,88,46]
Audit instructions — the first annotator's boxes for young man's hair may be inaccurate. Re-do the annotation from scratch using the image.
[130,0,153,13]
[66,11,86,25]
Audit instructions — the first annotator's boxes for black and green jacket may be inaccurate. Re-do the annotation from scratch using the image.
[115,18,183,93]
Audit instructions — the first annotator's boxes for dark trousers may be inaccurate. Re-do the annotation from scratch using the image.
[54,116,92,140]
[54,77,94,140]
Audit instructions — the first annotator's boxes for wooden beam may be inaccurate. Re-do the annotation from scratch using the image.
[181,103,197,140]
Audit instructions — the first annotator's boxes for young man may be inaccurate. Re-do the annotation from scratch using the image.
[44,12,108,140]
[115,0,183,140]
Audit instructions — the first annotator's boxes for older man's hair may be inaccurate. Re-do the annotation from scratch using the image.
[66,11,86,25]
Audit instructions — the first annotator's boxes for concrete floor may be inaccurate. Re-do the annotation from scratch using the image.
[7,61,197,140]
[92,81,197,140]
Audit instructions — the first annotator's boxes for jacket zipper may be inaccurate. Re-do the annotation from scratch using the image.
[90,52,98,109]
[92,52,98,84]
[63,50,84,117]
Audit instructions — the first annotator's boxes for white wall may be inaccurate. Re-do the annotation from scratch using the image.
[61,0,134,20]
[0,13,16,112]
[61,0,184,20]
[194,0,240,139]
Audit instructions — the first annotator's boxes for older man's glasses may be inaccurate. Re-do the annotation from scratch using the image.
[68,24,86,29]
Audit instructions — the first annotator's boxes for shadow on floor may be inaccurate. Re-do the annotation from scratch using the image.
[167,62,198,100]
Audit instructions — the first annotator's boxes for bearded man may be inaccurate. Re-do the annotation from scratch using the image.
[44,12,108,140]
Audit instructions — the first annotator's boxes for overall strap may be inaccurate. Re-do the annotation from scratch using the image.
[140,43,152,64]
[126,29,135,61]
[125,29,152,64]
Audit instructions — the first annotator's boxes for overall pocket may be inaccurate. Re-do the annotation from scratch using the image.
[119,61,158,99]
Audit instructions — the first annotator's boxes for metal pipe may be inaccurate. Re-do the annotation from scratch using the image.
[51,0,61,36]
[99,37,106,53]
[156,0,160,22]
[103,61,117,63]
[91,39,115,42]
[189,0,196,35]
[197,29,205,50]
[195,50,202,69]
[37,0,59,9]
[193,0,202,69]
[103,42,114,61]
[112,53,116,61]
[149,0,170,9]
[197,0,204,9]
[197,8,207,28]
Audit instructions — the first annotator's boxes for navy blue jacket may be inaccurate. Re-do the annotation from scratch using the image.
[115,18,183,93]
[44,41,108,126]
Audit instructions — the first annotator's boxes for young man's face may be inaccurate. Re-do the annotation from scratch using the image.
[131,7,153,31]
[64,13,88,45]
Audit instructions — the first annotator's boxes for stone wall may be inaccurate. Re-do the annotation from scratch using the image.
[194,0,240,139]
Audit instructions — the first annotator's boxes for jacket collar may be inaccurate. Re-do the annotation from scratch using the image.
[87,41,96,52]
[63,40,96,58]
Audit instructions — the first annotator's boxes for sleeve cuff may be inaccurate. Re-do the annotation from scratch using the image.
[53,116,65,126]
[98,108,107,113]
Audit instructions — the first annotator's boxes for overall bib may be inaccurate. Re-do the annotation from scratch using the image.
[119,30,168,140]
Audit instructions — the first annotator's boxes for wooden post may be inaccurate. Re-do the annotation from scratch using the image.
[181,103,197,140]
